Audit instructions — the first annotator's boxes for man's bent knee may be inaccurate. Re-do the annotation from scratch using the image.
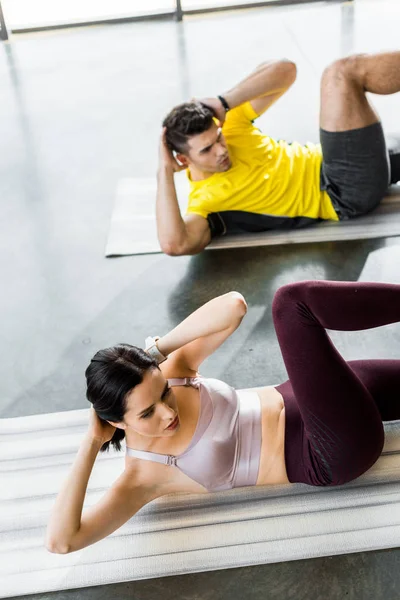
[322,54,368,89]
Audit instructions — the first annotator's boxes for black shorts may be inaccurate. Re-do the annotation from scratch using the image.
[320,122,391,220]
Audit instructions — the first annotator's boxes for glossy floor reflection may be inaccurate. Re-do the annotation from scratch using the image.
[2,0,400,598]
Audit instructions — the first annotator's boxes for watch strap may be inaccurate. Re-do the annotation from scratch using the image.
[217,94,230,112]
[145,336,168,364]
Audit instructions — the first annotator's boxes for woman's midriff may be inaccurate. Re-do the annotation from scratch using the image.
[255,386,290,485]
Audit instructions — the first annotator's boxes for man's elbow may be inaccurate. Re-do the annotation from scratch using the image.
[160,241,188,256]
[257,58,296,75]
[282,59,297,84]
[160,240,203,257]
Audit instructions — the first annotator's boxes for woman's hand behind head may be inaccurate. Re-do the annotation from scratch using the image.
[88,406,117,445]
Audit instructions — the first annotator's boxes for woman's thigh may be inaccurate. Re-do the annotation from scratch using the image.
[272,282,400,485]
[279,359,400,486]
[347,359,400,421]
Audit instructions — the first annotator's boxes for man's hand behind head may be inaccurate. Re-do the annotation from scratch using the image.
[159,128,186,173]
[196,97,226,125]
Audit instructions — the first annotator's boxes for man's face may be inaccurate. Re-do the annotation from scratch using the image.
[179,123,232,174]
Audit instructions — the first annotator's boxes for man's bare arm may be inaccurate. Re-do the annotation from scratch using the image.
[201,59,297,123]
[156,131,211,256]
[226,59,296,115]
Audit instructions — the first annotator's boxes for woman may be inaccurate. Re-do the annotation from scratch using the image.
[46,280,400,554]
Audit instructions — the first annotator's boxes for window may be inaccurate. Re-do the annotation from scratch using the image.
[1,0,176,30]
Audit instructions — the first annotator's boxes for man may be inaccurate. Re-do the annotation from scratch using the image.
[157,53,400,256]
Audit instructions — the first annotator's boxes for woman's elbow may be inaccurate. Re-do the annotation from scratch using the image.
[45,536,72,554]
[44,535,72,554]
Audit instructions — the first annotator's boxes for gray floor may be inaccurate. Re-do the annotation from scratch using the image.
[2,0,400,598]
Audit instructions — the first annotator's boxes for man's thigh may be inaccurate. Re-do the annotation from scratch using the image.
[320,122,390,220]
[320,57,379,132]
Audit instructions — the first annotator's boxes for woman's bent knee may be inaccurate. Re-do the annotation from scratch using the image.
[272,281,313,323]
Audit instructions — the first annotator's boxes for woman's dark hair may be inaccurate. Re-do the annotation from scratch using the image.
[162,102,215,154]
[85,344,158,453]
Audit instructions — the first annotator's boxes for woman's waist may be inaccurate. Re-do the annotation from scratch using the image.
[236,385,285,433]
[256,385,289,485]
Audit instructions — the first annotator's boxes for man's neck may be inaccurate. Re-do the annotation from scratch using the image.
[188,165,214,182]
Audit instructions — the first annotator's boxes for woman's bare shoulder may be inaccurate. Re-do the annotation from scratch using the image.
[121,457,208,497]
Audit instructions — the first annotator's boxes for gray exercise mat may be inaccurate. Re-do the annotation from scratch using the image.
[105,177,400,256]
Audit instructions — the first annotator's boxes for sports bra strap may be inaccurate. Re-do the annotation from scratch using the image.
[126,446,177,466]
[167,377,199,387]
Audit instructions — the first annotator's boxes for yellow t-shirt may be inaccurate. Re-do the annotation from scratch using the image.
[186,102,338,233]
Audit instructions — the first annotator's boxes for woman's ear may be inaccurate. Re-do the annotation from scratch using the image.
[107,420,126,431]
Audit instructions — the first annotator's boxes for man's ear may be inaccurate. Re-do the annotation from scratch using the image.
[107,420,126,431]
[175,153,189,167]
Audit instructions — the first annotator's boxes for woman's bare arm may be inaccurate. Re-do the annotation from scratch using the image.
[157,292,247,375]
[45,411,160,553]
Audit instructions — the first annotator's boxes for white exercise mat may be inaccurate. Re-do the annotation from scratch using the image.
[105,177,400,256]
[3,403,400,597]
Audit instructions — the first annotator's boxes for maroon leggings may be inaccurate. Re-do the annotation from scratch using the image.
[274,280,400,486]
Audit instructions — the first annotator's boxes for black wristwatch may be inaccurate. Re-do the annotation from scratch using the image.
[217,95,230,113]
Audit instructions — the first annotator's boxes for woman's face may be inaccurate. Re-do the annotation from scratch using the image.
[121,368,180,438]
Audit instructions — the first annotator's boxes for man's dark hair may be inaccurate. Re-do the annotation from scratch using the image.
[162,102,215,154]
